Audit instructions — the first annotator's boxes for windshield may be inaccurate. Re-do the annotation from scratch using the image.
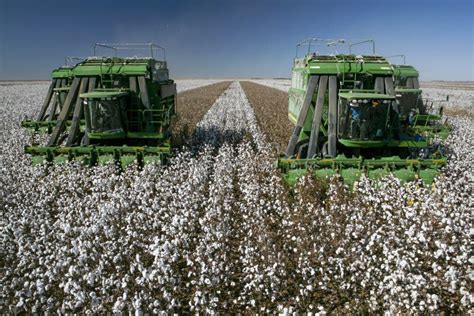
[339,98,397,140]
[85,98,126,133]
[396,92,423,116]
[395,76,408,87]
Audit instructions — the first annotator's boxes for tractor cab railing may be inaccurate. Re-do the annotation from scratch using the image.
[295,38,376,58]
[295,38,345,57]
[387,54,406,65]
[65,56,86,67]
[93,43,166,61]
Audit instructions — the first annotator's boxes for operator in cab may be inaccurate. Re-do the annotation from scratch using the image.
[366,99,384,138]
[349,99,361,138]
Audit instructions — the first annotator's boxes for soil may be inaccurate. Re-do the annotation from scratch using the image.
[240,81,293,150]
[172,81,231,145]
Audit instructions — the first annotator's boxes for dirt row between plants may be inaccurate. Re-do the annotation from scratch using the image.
[240,81,293,150]
[172,81,231,145]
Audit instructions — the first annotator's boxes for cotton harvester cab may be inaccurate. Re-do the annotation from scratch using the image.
[389,55,450,139]
[278,39,446,186]
[24,43,176,167]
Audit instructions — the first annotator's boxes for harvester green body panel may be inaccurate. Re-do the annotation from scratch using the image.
[71,63,148,76]
[282,48,446,186]
[23,44,177,167]
[392,64,419,79]
[52,67,73,79]
[80,91,130,98]
[293,54,394,75]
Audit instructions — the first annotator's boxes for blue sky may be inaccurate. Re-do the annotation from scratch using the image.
[0,0,472,80]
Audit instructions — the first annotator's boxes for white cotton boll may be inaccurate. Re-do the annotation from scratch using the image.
[398,259,409,270]
[417,232,426,243]
[113,298,124,313]
[133,296,142,311]
[86,273,94,286]
[15,298,24,308]
[2,83,473,313]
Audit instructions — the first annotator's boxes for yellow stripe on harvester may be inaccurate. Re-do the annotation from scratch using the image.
[288,113,298,124]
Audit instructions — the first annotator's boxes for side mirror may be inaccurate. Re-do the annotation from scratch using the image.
[439,106,444,116]
[446,95,450,102]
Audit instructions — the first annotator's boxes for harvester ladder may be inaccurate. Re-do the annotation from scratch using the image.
[336,57,358,89]
[335,56,343,86]
[144,109,165,133]
[99,60,114,88]
[100,73,115,88]
[338,56,359,88]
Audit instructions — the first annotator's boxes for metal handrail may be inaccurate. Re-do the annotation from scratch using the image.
[296,38,345,57]
[64,56,85,67]
[387,54,406,64]
[94,44,117,57]
[348,40,375,55]
[93,43,166,60]
[296,38,376,57]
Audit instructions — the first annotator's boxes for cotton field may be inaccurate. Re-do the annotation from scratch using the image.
[175,79,225,93]
[248,79,292,93]
[0,80,473,313]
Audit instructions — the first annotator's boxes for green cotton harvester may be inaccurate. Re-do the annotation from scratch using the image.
[389,55,451,140]
[279,39,446,186]
[23,43,176,167]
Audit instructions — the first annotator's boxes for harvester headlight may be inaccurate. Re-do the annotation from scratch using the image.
[363,99,368,103]
[358,99,363,103]
[383,100,388,104]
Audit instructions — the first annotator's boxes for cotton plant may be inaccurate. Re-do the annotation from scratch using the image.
[0,82,472,313]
